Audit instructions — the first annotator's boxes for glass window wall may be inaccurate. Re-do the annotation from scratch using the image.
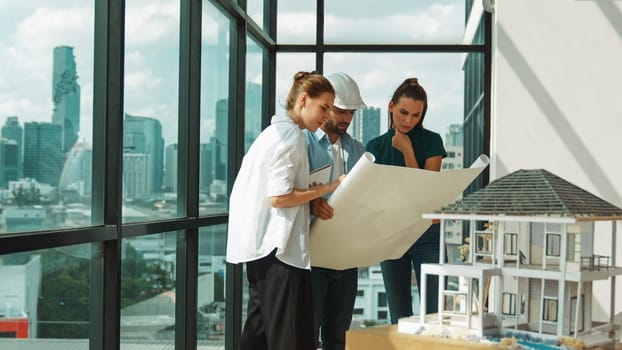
[244,36,264,151]
[276,1,316,44]
[0,0,95,234]
[0,0,488,348]
[275,53,316,114]
[197,224,227,347]
[200,1,231,215]
[0,244,92,347]
[324,52,466,143]
[246,0,264,30]
[121,232,177,348]
[122,0,180,223]
[324,0,467,44]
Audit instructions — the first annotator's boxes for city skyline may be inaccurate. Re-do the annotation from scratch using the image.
[0,0,471,259]
[1,1,467,147]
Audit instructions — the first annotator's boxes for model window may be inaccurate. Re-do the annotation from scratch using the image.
[356,290,364,297]
[476,232,493,254]
[377,310,388,320]
[504,233,518,255]
[443,293,466,314]
[543,298,558,322]
[446,276,459,291]
[353,308,364,315]
[443,293,455,313]
[502,292,516,315]
[546,233,561,257]
[453,294,466,314]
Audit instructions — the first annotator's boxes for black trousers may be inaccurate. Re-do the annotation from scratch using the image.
[241,251,315,350]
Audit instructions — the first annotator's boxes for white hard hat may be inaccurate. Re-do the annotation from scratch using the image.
[326,72,367,110]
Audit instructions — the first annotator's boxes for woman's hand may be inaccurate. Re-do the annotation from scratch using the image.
[392,129,418,168]
[392,129,413,154]
[270,175,345,208]
[330,174,345,192]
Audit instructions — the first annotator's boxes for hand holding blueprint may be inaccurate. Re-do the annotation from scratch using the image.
[309,152,489,270]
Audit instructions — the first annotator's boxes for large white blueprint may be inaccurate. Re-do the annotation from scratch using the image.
[309,152,489,270]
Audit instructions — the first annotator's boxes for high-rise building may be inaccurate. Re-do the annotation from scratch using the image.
[350,109,363,143]
[164,142,225,195]
[245,82,262,151]
[23,122,63,187]
[123,114,164,193]
[164,144,178,192]
[123,153,151,199]
[199,143,213,193]
[445,123,464,148]
[1,116,23,179]
[353,265,420,324]
[214,99,228,165]
[0,139,19,188]
[209,136,225,183]
[462,13,486,195]
[442,123,464,171]
[213,99,228,181]
[58,142,92,197]
[51,46,80,153]
[441,123,464,259]
[351,107,381,146]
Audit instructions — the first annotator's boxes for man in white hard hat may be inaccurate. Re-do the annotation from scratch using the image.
[304,72,367,350]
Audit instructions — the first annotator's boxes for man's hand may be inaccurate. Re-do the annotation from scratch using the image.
[310,197,334,220]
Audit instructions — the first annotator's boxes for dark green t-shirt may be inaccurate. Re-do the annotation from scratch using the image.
[365,127,447,168]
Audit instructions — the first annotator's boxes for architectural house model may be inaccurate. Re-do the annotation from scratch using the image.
[398,169,622,348]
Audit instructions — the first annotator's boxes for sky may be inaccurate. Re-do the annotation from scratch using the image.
[0,1,95,142]
[0,0,469,147]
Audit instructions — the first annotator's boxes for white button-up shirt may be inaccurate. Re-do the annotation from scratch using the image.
[226,115,311,269]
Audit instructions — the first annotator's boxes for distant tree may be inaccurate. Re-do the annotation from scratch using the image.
[37,243,175,337]
[38,250,90,338]
[121,243,174,307]
[12,184,41,207]
[148,263,174,294]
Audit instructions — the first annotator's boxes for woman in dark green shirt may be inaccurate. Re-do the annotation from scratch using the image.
[366,78,447,324]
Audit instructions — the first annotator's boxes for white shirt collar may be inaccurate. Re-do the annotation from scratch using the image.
[314,127,341,144]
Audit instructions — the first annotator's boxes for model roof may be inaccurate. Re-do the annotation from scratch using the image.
[437,169,622,221]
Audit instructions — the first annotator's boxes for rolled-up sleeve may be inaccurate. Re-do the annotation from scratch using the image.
[266,141,299,197]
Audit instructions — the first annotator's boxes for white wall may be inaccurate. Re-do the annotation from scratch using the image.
[492,0,622,321]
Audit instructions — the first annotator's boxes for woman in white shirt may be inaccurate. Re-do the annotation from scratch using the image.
[227,71,344,350]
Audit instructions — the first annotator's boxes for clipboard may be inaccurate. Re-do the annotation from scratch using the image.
[309,163,331,185]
